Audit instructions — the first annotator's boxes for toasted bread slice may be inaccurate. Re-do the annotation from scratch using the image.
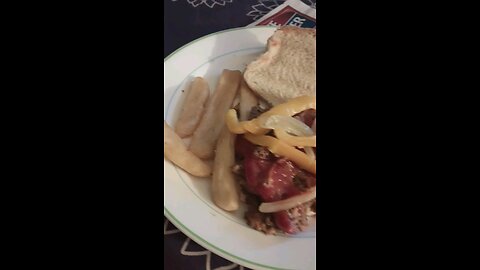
[244,26,316,105]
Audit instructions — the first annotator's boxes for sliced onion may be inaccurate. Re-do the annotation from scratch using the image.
[259,186,316,213]
[261,115,316,147]
[262,115,314,136]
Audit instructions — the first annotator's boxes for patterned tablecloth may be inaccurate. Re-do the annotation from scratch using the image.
[164,1,316,269]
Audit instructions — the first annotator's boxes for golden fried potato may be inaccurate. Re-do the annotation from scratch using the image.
[189,70,242,159]
[164,121,211,177]
[175,77,210,138]
[211,127,239,211]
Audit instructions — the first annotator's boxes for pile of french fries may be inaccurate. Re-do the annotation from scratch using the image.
[164,69,259,211]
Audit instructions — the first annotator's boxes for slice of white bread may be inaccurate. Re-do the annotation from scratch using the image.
[244,26,316,105]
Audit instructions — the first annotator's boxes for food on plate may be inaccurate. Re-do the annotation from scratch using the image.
[239,79,259,121]
[189,70,242,159]
[225,95,316,135]
[227,26,317,235]
[164,121,212,177]
[243,26,316,105]
[228,99,316,235]
[164,26,316,235]
[259,186,316,213]
[262,114,316,147]
[212,127,239,211]
[175,77,210,138]
[243,133,316,175]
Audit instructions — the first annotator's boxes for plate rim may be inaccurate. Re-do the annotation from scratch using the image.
[164,25,276,62]
[164,208,294,270]
[164,26,313,270]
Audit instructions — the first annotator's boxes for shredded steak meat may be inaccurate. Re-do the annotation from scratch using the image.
[236,169,316,235]
[232,108,317,235]
[293,109,316,127]
[238,182,277,235]
[248,105,269,120]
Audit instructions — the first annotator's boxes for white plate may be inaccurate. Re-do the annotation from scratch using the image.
[164,26,316,270]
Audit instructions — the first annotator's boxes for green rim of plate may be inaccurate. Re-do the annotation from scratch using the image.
[164,207,293,270]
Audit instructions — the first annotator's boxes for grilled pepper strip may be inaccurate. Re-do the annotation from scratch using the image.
[244,133,316,175]
[225,109,247,134]
[225,95,316,135]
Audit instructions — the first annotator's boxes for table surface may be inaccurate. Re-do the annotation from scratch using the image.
[163,1,316,269]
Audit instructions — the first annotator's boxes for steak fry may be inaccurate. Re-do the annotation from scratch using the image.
[164,121,211,177]
[175,77,210,138]
[189,70,242,159]
[212,127,239,211]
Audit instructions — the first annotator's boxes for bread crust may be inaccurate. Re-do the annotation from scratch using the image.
[244,26,316,105]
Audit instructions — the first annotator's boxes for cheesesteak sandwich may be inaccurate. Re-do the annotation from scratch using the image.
[226,26,317,235]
